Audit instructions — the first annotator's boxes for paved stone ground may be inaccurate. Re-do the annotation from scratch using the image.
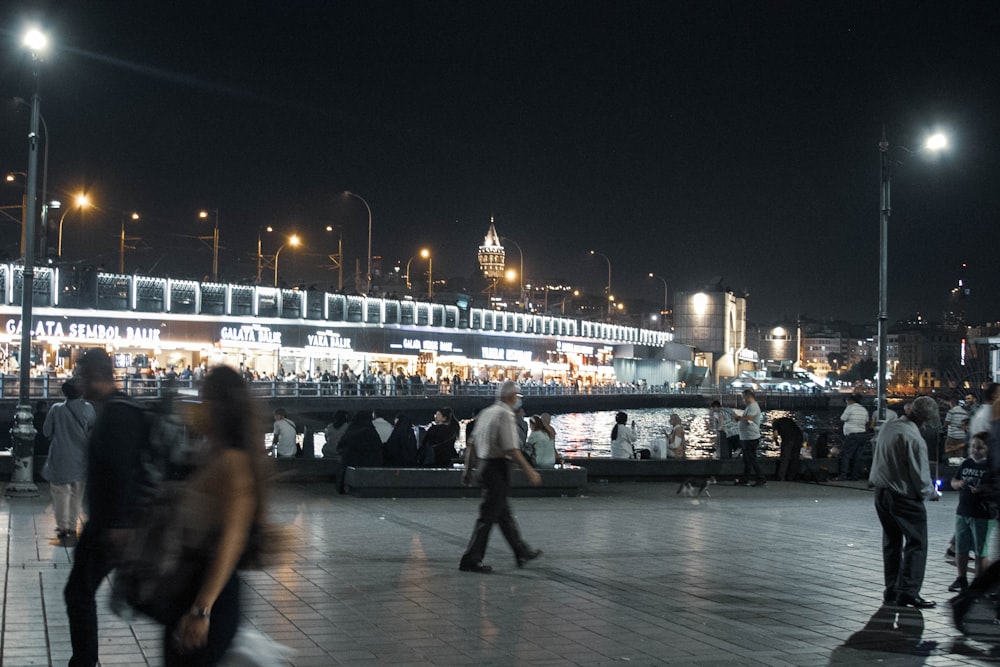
[3,479,1000,666]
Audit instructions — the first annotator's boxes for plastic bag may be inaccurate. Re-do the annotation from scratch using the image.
[219,626,296,666]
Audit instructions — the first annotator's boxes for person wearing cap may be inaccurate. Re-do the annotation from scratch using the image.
[64,349,150,667]
[459,381,542,573]
[869,395,941,609]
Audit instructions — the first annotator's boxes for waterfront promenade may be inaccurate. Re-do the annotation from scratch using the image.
[2,480,995,666]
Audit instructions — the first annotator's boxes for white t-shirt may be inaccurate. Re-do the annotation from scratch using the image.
[611,425,637,459]
[738,402,761,440]
[841,403,869,435]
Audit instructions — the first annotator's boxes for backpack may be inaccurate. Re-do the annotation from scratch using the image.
[108,391,196,502]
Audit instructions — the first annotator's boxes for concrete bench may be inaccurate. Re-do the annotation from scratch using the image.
[343,465,588,498]
[565,457,959,485]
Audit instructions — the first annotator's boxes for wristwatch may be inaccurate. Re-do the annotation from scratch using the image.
[188,605,211,619]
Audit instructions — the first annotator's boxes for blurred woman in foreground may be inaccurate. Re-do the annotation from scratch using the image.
[167,365,271,666]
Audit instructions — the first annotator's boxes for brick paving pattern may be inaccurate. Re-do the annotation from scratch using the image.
[2,480,999,665]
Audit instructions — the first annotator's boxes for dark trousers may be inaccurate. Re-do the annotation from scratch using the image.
[839,433,866,480]
[874,487,928,597]
[461,458,530,566]
[65,523,116,667]
[718,433,740,459]
[741,439,765,482]
[163,573,240,667]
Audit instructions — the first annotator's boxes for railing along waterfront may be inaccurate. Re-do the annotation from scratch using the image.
[0,375,829,402]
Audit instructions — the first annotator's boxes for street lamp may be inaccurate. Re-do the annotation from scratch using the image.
[501,236,524,308]
[421,248,433,299]
[648,272,668,330]
[57,193,89,258]
[273,234,300,287]
[8,26,49,497]
[343,191,372,294]
[876,127,948,423]
[326,225,344,290]
[590,250,612,319]
[119,212,140,273]
[198,209,220,281]
[256,225,274,284]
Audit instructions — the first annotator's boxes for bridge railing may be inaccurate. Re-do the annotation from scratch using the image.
[0,374,830,402]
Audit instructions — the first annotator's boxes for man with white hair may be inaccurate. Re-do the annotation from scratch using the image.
[869,395,941,609]
[459,380,542,573]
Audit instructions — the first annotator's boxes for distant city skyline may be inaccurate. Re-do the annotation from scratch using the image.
[1,1,998,324]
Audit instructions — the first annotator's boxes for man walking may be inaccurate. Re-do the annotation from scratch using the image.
[869,395,940,609]
[735,389,766,487]
[64,349,149,667]
[459,380,542,573]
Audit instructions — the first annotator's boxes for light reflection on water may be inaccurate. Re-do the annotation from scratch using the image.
[550,407,843,459]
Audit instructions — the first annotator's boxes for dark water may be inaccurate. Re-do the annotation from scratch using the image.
[549,407,842,459]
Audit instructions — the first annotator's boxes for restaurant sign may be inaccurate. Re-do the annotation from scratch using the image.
[4,318,161,344]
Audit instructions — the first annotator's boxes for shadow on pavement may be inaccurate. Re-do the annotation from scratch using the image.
[829,605,935,666]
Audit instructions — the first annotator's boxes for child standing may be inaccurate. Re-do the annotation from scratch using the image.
[949,434,991,593]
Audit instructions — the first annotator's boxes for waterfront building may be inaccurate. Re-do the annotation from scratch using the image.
[887,318,964,390]
[0,264,692,387]
[672,286,751,384]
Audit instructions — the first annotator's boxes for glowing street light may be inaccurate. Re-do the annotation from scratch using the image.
[273,234,300,287]
[501,236,524,308]
[119,212,140,273]
[8,25,49,497]
[421,248,433,299]
[198,209,220,281]
[57,193,89,258]
[875,127,948,422]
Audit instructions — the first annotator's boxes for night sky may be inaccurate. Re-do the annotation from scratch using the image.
[1,1,997,325]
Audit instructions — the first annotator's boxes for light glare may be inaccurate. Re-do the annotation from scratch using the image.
[23,28,48,53]
[925,133,947,151]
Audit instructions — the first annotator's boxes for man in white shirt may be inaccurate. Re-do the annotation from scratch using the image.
[459,381,541,573]
[735,389,766,487]
[869,395,940,609]
[943,396,969,458]
[838,394,871,481]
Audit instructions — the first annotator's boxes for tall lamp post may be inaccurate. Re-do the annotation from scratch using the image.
[590,250,612,319]
[876,127,947,423]
[198,209,220,281]
[421,248,433,299]
[648,272,668,330]
[344,191,372,294]
[273,234,300,287]
[501,236,524,308]
[57,193,89,258]
[119,212,140,274]
[256,225,273,284]
[8,27,48,497]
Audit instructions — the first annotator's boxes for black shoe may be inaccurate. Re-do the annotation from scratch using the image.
[734,479,749,486]
[517,549,542,568]
[895,593,936,609]
[459,561,493,574]
[751,480,767,487]
[948,577,969,593]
